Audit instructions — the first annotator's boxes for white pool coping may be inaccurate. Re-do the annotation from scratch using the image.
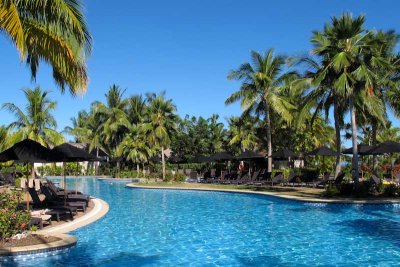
[38,198,109,235]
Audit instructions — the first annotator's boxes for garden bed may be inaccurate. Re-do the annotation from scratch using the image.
[0,234,61,248]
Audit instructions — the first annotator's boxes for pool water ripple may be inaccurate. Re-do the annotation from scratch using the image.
[2,177,400,266]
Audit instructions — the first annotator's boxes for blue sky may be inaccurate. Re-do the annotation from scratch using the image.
[0,0,399,140]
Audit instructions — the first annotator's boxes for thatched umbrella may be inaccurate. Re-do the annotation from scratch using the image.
[0,139,60,210]
[52,143,98,203]
[367,141,400,179]
[236,150,266,160]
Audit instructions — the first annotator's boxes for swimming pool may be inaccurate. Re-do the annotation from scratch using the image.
[3,177,400,266]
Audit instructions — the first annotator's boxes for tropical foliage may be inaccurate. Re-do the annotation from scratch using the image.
[0,0,92,94]
[2,87,65,147]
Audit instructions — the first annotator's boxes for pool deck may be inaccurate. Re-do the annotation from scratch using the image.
[126,183,400,204]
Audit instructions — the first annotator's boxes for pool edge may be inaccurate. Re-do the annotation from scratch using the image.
[125,184,400,205]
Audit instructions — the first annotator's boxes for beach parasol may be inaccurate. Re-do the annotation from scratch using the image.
[0,139,60,210]
[52,143,99,202]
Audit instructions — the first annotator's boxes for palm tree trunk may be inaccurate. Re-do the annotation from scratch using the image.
[161,147,166,181]
[265,103,273,173]
[349,95,359,186]
[372,121,378,175]
[137,164,140,178]
[333,102,342,178]
[95,147,99,176]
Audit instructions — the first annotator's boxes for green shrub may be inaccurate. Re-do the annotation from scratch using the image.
[174,172,185,182]
[0,191,31,240]
[339,183,354,196]
[382,184,399,197]
[354,181,372,198]
[324,185,339,197]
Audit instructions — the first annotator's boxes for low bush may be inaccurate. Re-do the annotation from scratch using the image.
[0,191,31,240]
[324,185,340,197]
[382,184,399,197]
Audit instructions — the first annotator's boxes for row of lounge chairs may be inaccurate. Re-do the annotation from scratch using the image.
[22,180,91,227]
[201,169,347,188]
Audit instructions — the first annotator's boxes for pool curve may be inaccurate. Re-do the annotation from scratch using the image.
[2,177,400,266]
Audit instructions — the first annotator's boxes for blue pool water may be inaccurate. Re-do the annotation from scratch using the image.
[3,177,400,266]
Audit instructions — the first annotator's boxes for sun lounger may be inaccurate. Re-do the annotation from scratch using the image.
[286,173,301,186]
[46,180,89,198]
[27,187,76,220]
[41,186,87,212]
[45,182,89,204]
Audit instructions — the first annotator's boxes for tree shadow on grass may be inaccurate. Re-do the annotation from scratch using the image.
[335,219,400,247]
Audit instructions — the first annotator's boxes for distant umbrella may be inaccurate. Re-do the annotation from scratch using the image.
[342,144,374,155]
[109,157,123,163]
[211,152,234,161]
[149,155,162,163]
[272,148,298,159]
[190,154,212,163]
[367,141,400,179]
[167,155,184,164]
[236,150,266,160]
[307,146,337,156]
[366,141,400,155]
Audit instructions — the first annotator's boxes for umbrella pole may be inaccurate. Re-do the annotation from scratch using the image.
[76,162,79,195]
[63,162,67,206]
[26,163,29,211]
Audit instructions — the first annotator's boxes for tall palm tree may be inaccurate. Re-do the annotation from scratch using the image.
[0,0,92,94]
[2,87,64,147]
[291,55,346,178]
[311,13,394,184]
[226,49,297,172]
[144,92,178,181]
[94,85,130,157]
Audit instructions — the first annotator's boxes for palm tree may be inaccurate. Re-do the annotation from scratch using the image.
[144,92,178,181]
[94,85,130,156]
[226,49,297,172]
[65,105,106,175]
[0,0,92,94]
[2,87,64,147]
[227,116,258,152]
[126,95,147,125]
[0,126,9,151]
[117,125,153,178]
[311,13,394,185]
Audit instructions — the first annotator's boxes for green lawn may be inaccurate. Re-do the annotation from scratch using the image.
[134,182,325,198]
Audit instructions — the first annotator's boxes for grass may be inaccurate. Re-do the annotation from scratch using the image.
[135,181,325,198]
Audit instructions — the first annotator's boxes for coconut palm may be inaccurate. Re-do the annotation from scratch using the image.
[117,125,153,178]
[144,92,178,181]
[0,0,92,94]
[226,49,298,172]
[2,87,64,147]
[126,95,147,125]
[94,85,130,156]
[0,126,9,151]
[227,115,258,152]
[311,13,394,184]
